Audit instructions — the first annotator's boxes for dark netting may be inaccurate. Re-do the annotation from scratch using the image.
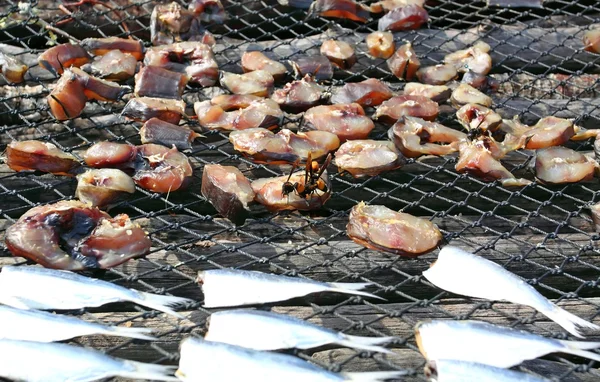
[1,0,600,380]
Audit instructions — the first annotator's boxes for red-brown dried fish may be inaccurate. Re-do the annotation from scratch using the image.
[347,202,442,257]
[38,43,91,76]
[133,144,193,193]
[150,2,204,45]
[535,146,596,185]
[83,50,138,81]
[388,116,467,158]
[241,51,287,82]
[403,82,451,103]
[416,64,458,85]
[189,0,226,23]
[374,95,439,124]
[456,103,502,134]
[80,37,144,60]
[330,78,393,107]
[6,140,80,176]
[583,30,600,54]
[444,42,492,75]
[378,5,428,31]
[387,42,420,80]
[335,140,404,178]
[0,52,27,84]
[134,66,188,99]
[320,40,357,70]
[500,116,574,150]
[220,70,275,97]
[194,95,283,131]
[369,0,424,12]
[140,118,202,150]
[289,56,334,82]
[307,0,370,23]
[229,128,340,164]
[76,168,136,208]
[83,142,137,169]
[366,31,395,59]
[4,200,151,270]
[122,97,186,124]
[47,70,87,121]
[451,83,493,108]
[144,42,219,86]
[304,103,375,141]
[71,68,128,102]
[271,75,326,113]
[201,164,255,225]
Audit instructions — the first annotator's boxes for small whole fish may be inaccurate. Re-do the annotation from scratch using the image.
[176,337,405,382]
[205,309,394,353]
[0,339,177,382]
[0,305,155,342]
[198,269,383,308]
[422,246,600,338]
[0,266,192,318]
[424,359,550,382]
[415,320,600,368]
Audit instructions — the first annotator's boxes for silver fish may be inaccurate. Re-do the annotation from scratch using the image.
[422,246,600,338]
[176,337,406,382]
[205,309,394,353]
[0,266,192,318]
[416,320,600,368]
[0,339,178,382]
[0,305,155,342]
[197,269,383,308]
[425,359,551,382]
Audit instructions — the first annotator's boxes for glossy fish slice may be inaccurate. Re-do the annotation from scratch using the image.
[304,103,375,141]
[134,65,188,99]
[290,56,334,81]
[0,51,27,84]
[83,50,138,81]
[320,40,357,69]
[206,309,394,353]
[144,42,219,86]
[76,168,136,208]
[0,266,192,318]
[416,64,458,85]
[378,5,428,31]
[373,95,439,124]
[38,43,91,76]
[423,246,600,338]
[195,96,283,131]
[271,75,326,113]
[122,97,186,124]
[201,164,255,225]
[335,140,404,178]
[71,68,128,102]
[176,337,405,382]
[330,78,393,107]
[220,70,275,96]
[534,146,596,185]
[366,31,395,59]
[242,51,287,81]
[424,359,551,382]
[387,42,420,80]
[388,116,466,158]
[47,69,87,120]
[80,37,144,60]
[444,42,492,75]
[403,83,451,103]
[140,117,202,150]
[450,83,492,108]
[83,141,137,168]
[133,144,193,193]
[6,140,80,176]
[0,305,155,342]
[415,320,600,368]
[0,339,177,382]
[307,0,370,23]
[197,269,383,308]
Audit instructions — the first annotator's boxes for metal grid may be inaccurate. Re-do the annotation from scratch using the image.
[1,0,600,380]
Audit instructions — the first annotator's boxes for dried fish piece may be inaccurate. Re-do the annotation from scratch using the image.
[47,69,87,121]
[451,83,493,108]
[150,1,204,45]
[76,168,136,208]
[500,116,574,150]
[307,0,370,23]
[6,140,79,176]
[416,64,458,85]
[535,146,596,185]
[122,97,186,124]
[444,41,492,75]
[83,142,137,169]
[290,56,334,81]
[369,0,424,13]
[194,95,283,131]
[71,68,128,102]
[330,78,393,107]
[304,103,375,141]
[271,75,326,113]
[80,37,144,60]
[366,31,395,59]
[38,43,91,76]
[584,30,600,54]
[320,40,357,69]
[83,50,138,81]
[133,144,193,193]
[456,103,502,133]
[140,118,201,150]
[403,82,451,103]
[201,164,255,225]
[462,71,499,93]
[387,42,420,80]
[373,95,439,124]
[189,0,226,23]
[0,52,27,84]
[335,140,404,177]
[425,360,550,382]
[220,70,275,97]
[347,202,442,257]
[241,51,287,82]
[378,5,428,31]
[134,65,188,99]
[388,116,466,158]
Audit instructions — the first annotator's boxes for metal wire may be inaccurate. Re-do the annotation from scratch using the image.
[1,0,600,380]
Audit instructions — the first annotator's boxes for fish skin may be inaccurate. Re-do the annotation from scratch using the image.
[197,269,384,308]
[0,266,192,318]
[425,359,550,382]
[0,305,155,342]
[176,337,406,382]
[423,246,600,338]
[0,339,178,382]
[415,320,600,368]
[205,309,394,353]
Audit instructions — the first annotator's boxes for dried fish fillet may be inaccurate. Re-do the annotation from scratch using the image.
[271,75,326,113]
[289,56,334,81]
[387,42,420,80]
[38,43,91,76]
[242,51,287,81]
[335,140,404,177]
[202,164,255,225]
[374,95,439,124]
[0,51,27,84]
[403,82,451,103]
[80,37,144,60]
[535,146,596,185]
[76,168,136,208]
[366,31,395,59]
[195,96,283,131]
[388,116,466,158]
[416,64,458,85]
[134,65,188,99]
[83,50,137,81]
[122,97,186,124]
[330,78,393,107]
[307,0,370,23]
[320,40,357,69]
[140,118,201,150]
[451,83,493,108]
[378,5,428,31]
[304,103,374,141]
[6,140,79,176]
[220,70,275,97]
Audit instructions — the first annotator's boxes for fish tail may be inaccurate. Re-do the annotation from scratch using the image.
[329,283,386,301]
[102,326,157,341]
[119,361,179,381]
[131,291,193,319]
[543,305,600,338]
[342,371,408,382]
[559,343,600,364]
[338,334,396,354]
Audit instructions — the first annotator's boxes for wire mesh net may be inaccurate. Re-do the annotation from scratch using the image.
[1,0,600,379]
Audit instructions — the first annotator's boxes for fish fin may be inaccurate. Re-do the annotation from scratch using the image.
[119,361,179,381]
[131,291,193,319]
[102,326,157,341]
[337,335,395,354]
[329,283,386,301]
[559,340,600,351]
[558,344,600,364]
[543,305,600,338]
[342,371,408,382]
